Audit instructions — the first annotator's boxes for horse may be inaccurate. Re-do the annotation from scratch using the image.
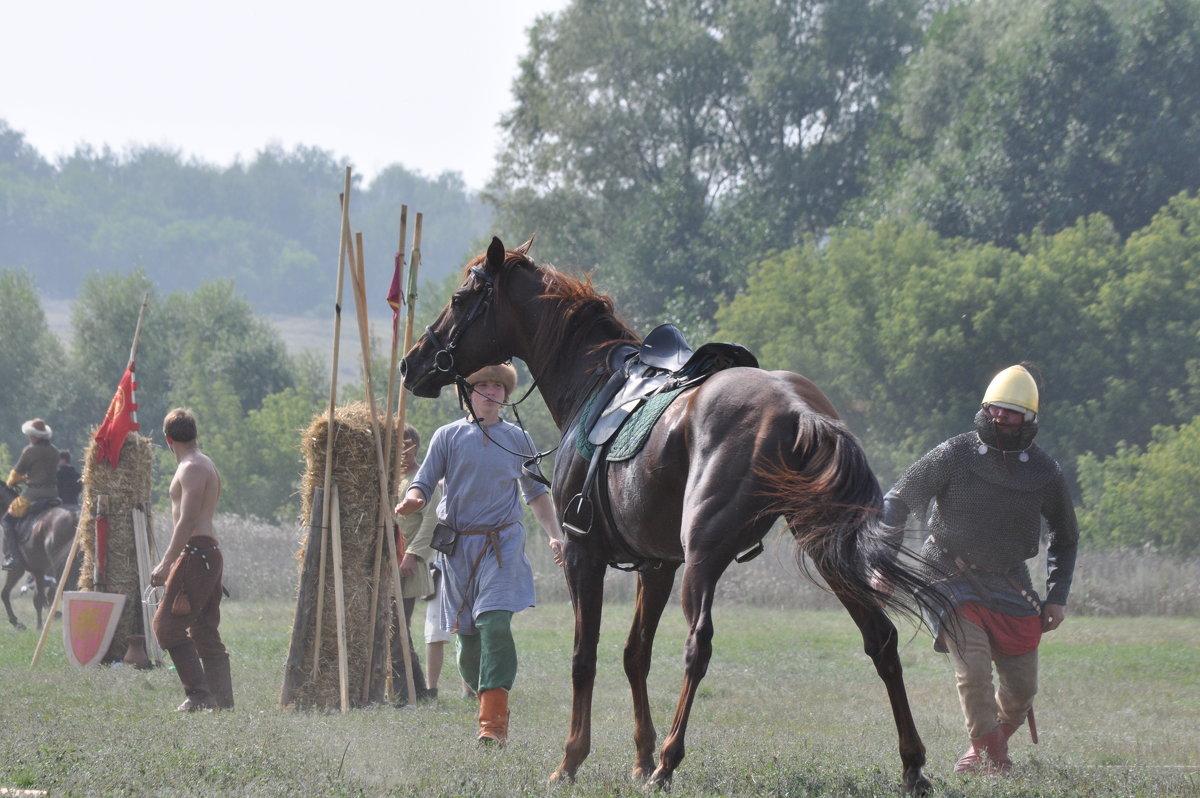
[401,236,939,795]
[0,481,79,631]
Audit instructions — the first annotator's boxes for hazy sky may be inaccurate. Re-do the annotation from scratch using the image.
[3,0,569,192]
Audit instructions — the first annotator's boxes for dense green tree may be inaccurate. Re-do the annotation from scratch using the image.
[489,0,935,334]
[717,194,1200,489]
[863,0,1200,246]
[1077,421,1200,553]
[0,270,67,455]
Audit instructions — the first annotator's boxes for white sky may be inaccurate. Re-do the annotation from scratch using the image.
[3,0,570,192]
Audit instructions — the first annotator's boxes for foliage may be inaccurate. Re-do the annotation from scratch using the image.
[0,269,66,454]
[1077,420,1200,554]
[716,194,1200,508]
[863,0,1200,246]
[0,122,493,314]
[488,0,936,334]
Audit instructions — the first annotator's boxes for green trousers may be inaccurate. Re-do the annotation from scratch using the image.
[456,610,517,692]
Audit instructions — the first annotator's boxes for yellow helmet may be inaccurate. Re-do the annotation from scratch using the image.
[982,365,1039,420]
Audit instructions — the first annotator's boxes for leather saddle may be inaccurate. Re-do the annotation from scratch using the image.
[562,323,758,542]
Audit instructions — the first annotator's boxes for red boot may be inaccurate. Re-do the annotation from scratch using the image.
[954,726,1012,774]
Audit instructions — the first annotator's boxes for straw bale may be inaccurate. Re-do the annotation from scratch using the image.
[281,402,405,710]
[76,432,155,662]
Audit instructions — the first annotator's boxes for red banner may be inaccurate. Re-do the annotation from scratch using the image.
[387,252,405,332]
[94,363,138,468]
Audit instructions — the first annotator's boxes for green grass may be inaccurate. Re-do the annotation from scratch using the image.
[1,599,1197,796]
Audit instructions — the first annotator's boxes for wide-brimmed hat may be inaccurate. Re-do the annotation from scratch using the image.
[465,363,518,397]
[21,418,52,439]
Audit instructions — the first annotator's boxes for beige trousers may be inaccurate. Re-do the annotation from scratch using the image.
[940,612,1038,738]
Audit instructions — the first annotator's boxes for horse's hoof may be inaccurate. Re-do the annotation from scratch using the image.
[903,768,932,797]
[645,768,673,792]
[13,622,26,631]
[631,765,651,783]
[547,768,575,786]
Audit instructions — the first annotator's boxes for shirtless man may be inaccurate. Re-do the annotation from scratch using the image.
[150,408,233,711]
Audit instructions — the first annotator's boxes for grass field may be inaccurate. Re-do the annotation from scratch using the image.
[1,591,1197,796]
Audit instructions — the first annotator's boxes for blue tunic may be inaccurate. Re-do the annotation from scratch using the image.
[409,417,548,635]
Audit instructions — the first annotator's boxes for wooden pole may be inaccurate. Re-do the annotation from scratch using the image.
[390,212,423,487]
[347,231,416,707]
[352,231,387,704]
[313,167,353,677]
[329,485,350,712]
[29,525,84,668]
[374,206,406,701]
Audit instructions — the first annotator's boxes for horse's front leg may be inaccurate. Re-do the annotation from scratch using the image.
[649,559,725,790]
[2,572,25,631]
[839,596,931,796]
[625,565,678,782]
[549,550,607,785]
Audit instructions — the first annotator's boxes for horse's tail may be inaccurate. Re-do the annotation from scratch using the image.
[755,411,930,623]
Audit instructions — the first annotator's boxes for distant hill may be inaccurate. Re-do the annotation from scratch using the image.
[1,119,494,316]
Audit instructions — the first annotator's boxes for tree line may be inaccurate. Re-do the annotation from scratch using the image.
[3,0,1199,553]
[0,122,491,314]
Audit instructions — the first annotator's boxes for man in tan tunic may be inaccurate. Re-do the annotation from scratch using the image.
[150,408,233,711]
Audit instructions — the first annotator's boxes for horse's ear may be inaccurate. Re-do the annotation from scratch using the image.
[485,236,506,275]
[514,235,536,256]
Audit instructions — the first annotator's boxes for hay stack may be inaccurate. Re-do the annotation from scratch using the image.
[281,402,404,710]
[76,432,155,662]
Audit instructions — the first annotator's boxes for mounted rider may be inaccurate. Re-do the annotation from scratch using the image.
[3,418,62,571]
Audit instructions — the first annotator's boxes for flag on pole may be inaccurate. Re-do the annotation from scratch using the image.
[94,363,139,468]
[387,252,405,331]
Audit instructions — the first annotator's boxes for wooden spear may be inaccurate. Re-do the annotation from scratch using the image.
[390,212,423,487]
[312,167,352,678]
[347,231,417,706]
[373,205,406,701]
[329,485,350,712]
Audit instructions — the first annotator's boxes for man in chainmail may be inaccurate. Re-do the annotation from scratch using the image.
[882,364,1078,775]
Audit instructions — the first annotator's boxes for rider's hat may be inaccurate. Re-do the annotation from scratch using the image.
[21,418,52,439]
[981,366,1039,421]
[465,363,518,398]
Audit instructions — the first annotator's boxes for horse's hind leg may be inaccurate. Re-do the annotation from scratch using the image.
[625,564,679,782]
[835,593,931,796]
[549,553,607,785]
[649,557,728,789]
[2,571,25,630]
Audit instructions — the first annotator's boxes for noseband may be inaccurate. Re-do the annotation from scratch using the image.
[423,265,495,377]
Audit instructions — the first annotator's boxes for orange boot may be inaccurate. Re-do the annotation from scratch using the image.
[954,726,1011,774]
[477,687,510,746]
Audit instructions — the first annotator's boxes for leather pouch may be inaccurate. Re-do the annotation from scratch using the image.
[430,522,459,557]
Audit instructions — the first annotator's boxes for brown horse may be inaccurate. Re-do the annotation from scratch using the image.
[402,237,938,794]
[0,482,78,631]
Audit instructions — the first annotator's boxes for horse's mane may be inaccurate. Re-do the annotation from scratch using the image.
[469,248,640,373]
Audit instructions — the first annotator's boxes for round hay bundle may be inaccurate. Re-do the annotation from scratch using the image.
[76,432,155,662]
[281,402,404,710]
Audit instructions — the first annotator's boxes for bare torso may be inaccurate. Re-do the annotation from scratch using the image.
[169,450,222,542]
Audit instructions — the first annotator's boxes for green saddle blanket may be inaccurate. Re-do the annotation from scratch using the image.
[576,387,687,463]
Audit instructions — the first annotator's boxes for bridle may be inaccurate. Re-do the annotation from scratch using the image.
[415,264,557,485]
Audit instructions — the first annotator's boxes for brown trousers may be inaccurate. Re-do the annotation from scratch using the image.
[152,535,226,657]
[941,611,1038,739]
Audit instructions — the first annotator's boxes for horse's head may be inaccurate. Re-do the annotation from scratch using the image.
[402,235,536,398]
